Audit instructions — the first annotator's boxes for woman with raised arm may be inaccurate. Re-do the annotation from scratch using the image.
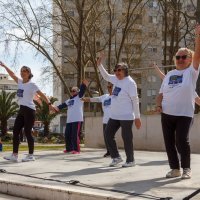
[156,24,200,179]
[55,79,89,154]
[0,62,55,162]
[96,54,141,167]
[153,62,200,107]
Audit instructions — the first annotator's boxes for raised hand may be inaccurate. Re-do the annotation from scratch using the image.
[0,61,6,68]
[96,52,105,66]
[82,79,89,86]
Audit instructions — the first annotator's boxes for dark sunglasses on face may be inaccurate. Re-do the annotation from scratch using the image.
[114,68,123,72]
[175,55,187,60]
[107,86,112,88]
[71,90,77,93]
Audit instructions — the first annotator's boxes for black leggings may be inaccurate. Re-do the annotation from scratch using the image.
[13,105,35,154]
[161,113,193,169]
[103,124,109,153]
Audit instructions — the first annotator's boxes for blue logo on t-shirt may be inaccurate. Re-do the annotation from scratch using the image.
[103,98,111,107]
[112,87,121,96]
[67,99,74,107]
[168,75,183,85]
[17,89,24,97]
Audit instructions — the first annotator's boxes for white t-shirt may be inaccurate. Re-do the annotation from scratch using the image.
[90,94,111,124]
[65,95,84,123]
[159,65,199,117]
[17,79,40,110]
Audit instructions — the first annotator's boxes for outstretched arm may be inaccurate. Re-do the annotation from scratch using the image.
[82,97,101,103]
[79,79,89,98]
[96,52,115,82]
[152,63,165,80]
[0,61,18,83]
[193,24,200,70]
[36,91,57,112]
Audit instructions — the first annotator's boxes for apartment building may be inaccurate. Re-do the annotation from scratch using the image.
[0,73,18,129]
[0,74,17,93]
[52,0,196,133]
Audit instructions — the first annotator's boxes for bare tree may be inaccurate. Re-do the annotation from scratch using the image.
[159,0,195,71]
[0,0,72,95]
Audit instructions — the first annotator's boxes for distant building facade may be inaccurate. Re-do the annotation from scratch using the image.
[52,0,196,133]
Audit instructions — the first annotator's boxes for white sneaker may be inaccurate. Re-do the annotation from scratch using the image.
[122,161,135,167]
[166,169,181,178]
[109,157,123,167]
[182,168,191,179]
[22,154,35,162]
[4,154,18,162]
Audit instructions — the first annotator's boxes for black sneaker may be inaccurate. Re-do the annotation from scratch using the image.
[103,152,110,157]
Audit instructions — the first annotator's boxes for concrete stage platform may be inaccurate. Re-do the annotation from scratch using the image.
[0,148,200,200]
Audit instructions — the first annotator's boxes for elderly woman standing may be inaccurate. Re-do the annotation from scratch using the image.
[55,80,88,154]
[156,25,200,179]
[96,54,141,167]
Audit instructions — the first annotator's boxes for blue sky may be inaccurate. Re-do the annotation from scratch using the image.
[0,0,53,96]
[0,45,53,96]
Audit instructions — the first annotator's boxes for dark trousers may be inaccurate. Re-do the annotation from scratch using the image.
[105,118,134,162]
[103,124,109,153]
[161,113,193,169]
[13,106,35,154]
[65,122,82,152]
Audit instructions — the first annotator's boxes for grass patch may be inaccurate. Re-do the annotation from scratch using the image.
[2,145,65,152]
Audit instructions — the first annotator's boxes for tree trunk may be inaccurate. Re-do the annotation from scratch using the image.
[0,119,7,136]
[107,0,112,73]
[43,122,50,137]
[76,0,85,86]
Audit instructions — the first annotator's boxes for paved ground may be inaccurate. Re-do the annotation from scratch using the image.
[0,148,200,200]
[0,193,28,200]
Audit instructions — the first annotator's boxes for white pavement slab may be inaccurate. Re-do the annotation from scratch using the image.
[0,148,200,200]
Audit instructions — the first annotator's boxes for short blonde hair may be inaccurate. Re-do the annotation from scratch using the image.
[174,48,194,66]
[176,48,194,58]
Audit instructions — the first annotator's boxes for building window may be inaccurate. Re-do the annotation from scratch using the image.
[149,32,157,37]
[67,11,74,17]
[148,46,157,53]
[64,74,74,79]
[147,89,156,96]
[106,28,110,34]
[148,0,158,8]
[149,16,157,24]
[147,75,157,82]
[133,14,142,24]
[186,4,195,12]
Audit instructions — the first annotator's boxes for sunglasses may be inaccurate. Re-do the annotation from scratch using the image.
[175,55,187,60]
[71,90,77,93]
[114,68,123,72]
[107,86,112,88]
[21,69,29,73]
